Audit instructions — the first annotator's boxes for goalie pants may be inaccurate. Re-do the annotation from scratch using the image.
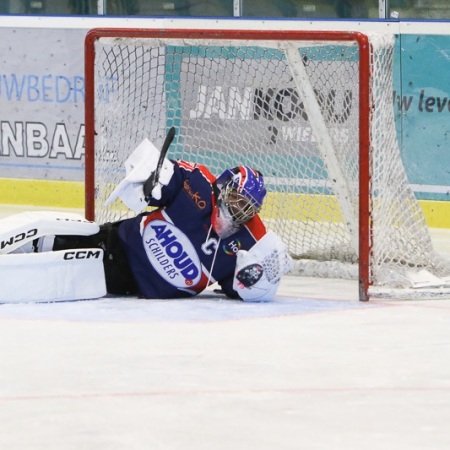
[52,221,139,296]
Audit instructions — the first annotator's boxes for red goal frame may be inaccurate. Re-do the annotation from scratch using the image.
[84,28,372,301]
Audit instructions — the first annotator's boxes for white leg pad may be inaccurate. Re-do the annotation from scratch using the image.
[0,211,99,254]
[0,249,106,303]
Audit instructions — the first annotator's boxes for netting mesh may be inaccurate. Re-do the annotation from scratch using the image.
[368,34,450,294]
[88,32,450,298]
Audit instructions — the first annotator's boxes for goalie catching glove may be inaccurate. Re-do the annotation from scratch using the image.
[104,138,174,213]
[233,231,292,302]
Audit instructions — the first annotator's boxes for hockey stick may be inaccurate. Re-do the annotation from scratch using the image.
[143,126,176,201]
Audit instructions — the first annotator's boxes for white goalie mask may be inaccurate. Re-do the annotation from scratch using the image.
[212,166,267,239]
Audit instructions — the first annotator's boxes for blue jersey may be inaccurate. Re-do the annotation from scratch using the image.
[117,161,267,299]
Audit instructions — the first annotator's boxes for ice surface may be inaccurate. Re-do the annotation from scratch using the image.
[2,205,450,450]
[0,285,366,322]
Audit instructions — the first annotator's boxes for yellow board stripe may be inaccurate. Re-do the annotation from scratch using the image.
[262,192,344,222]
[0,178,84,209]
[419,199,450,229]
[0,178,449,229]
[262,192,450,229]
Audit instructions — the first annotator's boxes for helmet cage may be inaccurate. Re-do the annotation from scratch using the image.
[219,181,262,225]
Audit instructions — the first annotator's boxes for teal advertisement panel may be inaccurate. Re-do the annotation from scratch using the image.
[395,34,450,200]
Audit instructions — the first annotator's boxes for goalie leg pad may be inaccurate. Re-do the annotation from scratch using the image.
[0,211,99,255]
[233,231,292,302]
[0,249,106,303]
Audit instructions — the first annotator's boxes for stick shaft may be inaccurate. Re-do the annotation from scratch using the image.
[143,127,176,200]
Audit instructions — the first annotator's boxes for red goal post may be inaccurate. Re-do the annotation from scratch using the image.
[84,28,450,301]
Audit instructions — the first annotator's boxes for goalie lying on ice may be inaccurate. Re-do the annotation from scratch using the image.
[0,139,291,302]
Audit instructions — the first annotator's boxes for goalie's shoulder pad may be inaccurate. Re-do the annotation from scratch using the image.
[233,231,292,302]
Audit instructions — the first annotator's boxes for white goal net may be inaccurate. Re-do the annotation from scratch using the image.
[85,28,450,300]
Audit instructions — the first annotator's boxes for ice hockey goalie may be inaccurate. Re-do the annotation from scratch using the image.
[0,139,292,303]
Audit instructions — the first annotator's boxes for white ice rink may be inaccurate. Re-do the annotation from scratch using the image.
[2,205,450,449]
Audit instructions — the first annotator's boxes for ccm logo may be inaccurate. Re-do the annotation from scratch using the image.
[63,250,102,260]
[1,228,38,250]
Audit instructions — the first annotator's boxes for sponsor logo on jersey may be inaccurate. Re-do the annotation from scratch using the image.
[222,239,241,255]
[143,220,202,288]
[1,228,38,251]
[183,179,207,209]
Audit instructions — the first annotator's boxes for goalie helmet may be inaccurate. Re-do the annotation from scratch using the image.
[217,166,266,223]
[212,166,267,239]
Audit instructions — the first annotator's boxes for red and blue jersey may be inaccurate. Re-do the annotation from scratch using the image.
[117,161,267,299]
